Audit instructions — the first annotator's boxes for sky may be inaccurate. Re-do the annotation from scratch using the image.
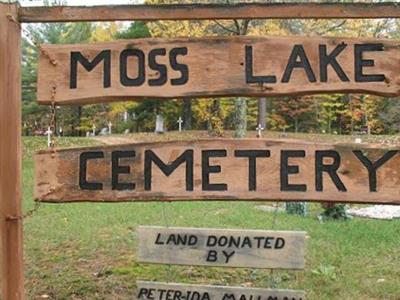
[20,0,136,6]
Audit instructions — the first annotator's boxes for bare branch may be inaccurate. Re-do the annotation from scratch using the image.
[233,19,241,35]
[373,19,390,37]
[213,20,238,35]
[241,19,251,35]
[317,20,347,35]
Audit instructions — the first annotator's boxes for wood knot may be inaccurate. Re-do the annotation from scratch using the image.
[6,215,22,221]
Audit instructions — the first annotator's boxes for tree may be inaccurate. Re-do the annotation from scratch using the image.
[234,98,247,138]
[22,20,94,136]
[316,95,346,134]
[146,0,264,137]
[233,21,250,138]
[115,21,150,40]
[91,23,120,42]
[145,0,221,135]
[379,98,400,134]
[101,21,154,133]
[258,97,267,129]
[192,99,228,136]
[182,97,192,130]
[275,97,314,133]
[361,95,386,135]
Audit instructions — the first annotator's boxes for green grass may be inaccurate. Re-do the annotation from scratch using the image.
[23,135,400,299]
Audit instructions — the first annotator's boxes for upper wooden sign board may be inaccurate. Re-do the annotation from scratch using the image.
[37,36,400,105]
[35,139,400,204]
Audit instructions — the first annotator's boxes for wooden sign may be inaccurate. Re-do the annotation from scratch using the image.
[34,139,400,204]
[137,226,306,269]
[136,281,305,300]
[37,36,400,104]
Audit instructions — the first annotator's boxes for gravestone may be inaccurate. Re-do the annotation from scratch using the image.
[155,114,164,134]
[285,202,308,216]
[99,128,108,135]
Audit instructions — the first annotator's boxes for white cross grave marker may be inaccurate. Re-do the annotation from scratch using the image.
[177,117,183,132]
[256,124,264,138]
[45,126,53,148]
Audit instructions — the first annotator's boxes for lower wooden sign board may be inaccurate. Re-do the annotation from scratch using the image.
[137,227,306,269]
[136,281,305,300]
[35,139,400,204]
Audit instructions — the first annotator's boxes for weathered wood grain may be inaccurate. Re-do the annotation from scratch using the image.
[137,226,306,269]
[136,281,305,300]
[34,139,400,204]
[37,36,400,105]
[0,3,24,299]
[19,3,400,23]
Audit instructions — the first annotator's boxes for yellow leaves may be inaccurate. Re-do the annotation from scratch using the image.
[108,102,137,118]
[147,20,213,38]
[192,100,211,121]
[248,20,286,37]
[90,23,121,42]
[192,99,232,136]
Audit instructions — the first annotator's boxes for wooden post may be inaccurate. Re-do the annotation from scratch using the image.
[0,3,24,300]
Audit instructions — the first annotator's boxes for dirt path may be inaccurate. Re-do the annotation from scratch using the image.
[92,135,141,145]
[92,131,211,145]
[93,131,400,146]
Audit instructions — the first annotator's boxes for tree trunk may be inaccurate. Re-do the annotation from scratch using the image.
[232,20,250,139]
[211,99,223,136]
[258,97,267,129]
[183,97,192,130]
[328,117,332,134]
[345,94,354,135]
[207,119,212,133]
[234,97,247,138]
[77,105,82,136]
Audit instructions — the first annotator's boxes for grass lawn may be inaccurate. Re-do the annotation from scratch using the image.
[22,133,400,299]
